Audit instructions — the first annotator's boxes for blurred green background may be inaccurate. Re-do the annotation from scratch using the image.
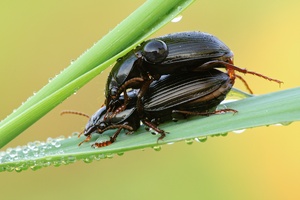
[1,0,300,199]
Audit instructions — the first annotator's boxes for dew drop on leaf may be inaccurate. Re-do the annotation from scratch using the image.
[232,129,246,134]
[195,136,208,143]
[152,145,162,151]
[171,15,182,23]
[185,139,193,145]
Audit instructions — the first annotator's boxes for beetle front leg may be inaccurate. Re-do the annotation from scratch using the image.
[92,127,123,148]
[91,124,134,148]
[78,134,92,146]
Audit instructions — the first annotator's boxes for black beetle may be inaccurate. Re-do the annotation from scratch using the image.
[105,31,282,115]
[80,69,235,147]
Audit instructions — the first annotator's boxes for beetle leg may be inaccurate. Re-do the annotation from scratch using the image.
[125,131,134,135]
[142,119,168,142]
[107,77,145,117]
[109,89,129,119]
[172,108,237,116]
[92,127,123,148]
[97,124,134,133]
[78,134,92,146]
[91,140,112,148]
[116,77,145,99]
[104,104,114,120]
[137,79,154,115]
[91,124,135,148]
[235,74,253,94]
[193,60,283,94]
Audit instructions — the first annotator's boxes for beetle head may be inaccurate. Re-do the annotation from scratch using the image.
[83,106,108,136]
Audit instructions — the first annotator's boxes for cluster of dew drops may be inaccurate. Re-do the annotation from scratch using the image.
[0,136,66,173]
[0,128,247,173]
[0,133,121,173]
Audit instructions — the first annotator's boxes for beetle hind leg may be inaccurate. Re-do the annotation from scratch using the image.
[193,60,283,94]
[142,119,168,142]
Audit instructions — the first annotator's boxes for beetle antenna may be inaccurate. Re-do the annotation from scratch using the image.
[60,110,90,119]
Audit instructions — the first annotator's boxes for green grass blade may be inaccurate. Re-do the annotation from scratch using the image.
[0,0,195,148]
[1,87,299,173]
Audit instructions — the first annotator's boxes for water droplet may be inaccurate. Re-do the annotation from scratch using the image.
[73,87,79,95]
[54,142,62,148]
[45,143,53,150]
[27,142,38,151]
[22,146,30,154]
[232,129,245,134]
[72,132,80,137]
[6,165,15,172]
[95,154,106,160]
[195,136,208,142]
[221,132,228,137]
[47,137,53,143]
[0,166,6,172]
[20,163,29,171]
[106,154,114,159]
[171,15,182,23]
[15,167,22,173]
[15,146,22,152]
[152,145,162,151]
[6,148,12,154]
[185,139,193,145]
[56,150,64,155]
[43,162,51,167]
[8,149,18,158]
[34,140,41,147]
[52,160,62,167]
[30,163,42,171]
[50,139,61,148]
[279,121,293,126]
[83,156,94,163]
[117,152,124,156]
[67,156,77,163]
[56,135,65,141]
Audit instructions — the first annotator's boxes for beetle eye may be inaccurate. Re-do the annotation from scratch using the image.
[142,39,168,64]
[110,87,118,97]
[99,123,106,130]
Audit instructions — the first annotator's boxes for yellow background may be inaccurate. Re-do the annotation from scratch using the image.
[1,1,300,199]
